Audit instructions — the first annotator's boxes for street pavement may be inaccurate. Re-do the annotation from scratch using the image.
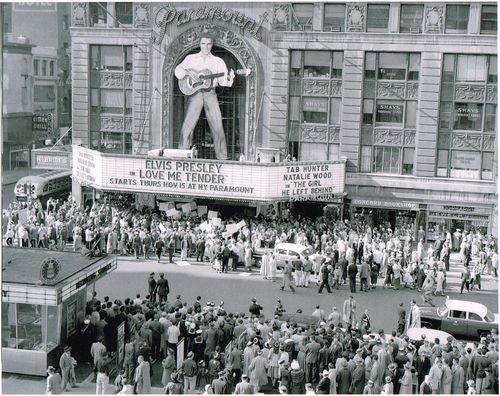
[2,245,498,394]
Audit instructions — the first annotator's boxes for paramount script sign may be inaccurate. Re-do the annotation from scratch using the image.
[72,146,346,202]
[153,5,268,44]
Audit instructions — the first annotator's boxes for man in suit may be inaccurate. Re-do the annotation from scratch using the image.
[234,374,253,394]
[156,273,170,304]
[59,346,74,392]
[305,335,321,383]
[147,273,157,303]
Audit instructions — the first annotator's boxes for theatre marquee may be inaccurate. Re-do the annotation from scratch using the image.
[72,146,346,202]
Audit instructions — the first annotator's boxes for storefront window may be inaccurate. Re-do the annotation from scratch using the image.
[445,5,469,33]
[324,4,345,32]
[2,302,17,348]
[400,4,424,33]
[453,103,483,131]
[45,306,59,351]
[292,3,313,31]
[480,5,497,34]
[366,4,390,32]
[16,303,43,350]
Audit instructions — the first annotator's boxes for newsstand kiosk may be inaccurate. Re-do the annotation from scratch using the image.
[1,247,116,376]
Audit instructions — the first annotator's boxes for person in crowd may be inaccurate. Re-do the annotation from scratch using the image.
[46,366,62,395]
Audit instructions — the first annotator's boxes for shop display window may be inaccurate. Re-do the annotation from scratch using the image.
[2,302,58,352]
[400,4,424,33]
[480,5,497,34]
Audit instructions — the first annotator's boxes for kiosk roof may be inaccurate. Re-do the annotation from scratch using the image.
[2,247,105,286]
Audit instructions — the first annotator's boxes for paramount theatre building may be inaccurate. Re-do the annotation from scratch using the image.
[69,2,498,239]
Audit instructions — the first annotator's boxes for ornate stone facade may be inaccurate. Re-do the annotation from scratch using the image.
[134,3,150,27]
[328,126,340,143]
[406,83,419,99]
[100,116,133,132]
[403,130,416,147]
[72,3,88,27]
[376,82,406,99]
[455,85,486,101]
[162,24,258,158]
[303,80,330,96]
[330,80,342,97]
[374,129,403,146]
[98,72,133,89]
[424,5,444,34]
[346,4,365,32]
[272,4,291,30]
[486,86,497,103]
[452,133,482,150]
[483,134,496,151]
[301,125,328,142]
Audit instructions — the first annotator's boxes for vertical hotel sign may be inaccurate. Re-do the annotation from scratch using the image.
[72,146,346,201]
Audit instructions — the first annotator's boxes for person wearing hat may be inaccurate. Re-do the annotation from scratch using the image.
[350,357,366,394]
[382,375,394,395]
[211,370,228,394]
[234,373,253,394]
[289,360,305,395]
[385,362,399,393]
[249,349,269,392]
[399,361,413,394]
[165,372,184,394]
[363,379,378,395]
[59,345,74,392]
[249,298,263,317]
[46,366,62,395]
[228,342,244,385]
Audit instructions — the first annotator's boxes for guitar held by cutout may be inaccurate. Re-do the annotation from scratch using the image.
[179,68,251,96]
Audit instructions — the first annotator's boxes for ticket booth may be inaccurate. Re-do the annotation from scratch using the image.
[1,247,116,376]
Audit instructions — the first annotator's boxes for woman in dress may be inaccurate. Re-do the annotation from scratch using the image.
[244,242,253,272]
[434,268,445,296]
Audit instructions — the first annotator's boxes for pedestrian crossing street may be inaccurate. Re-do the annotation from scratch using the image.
[444,253,496,295]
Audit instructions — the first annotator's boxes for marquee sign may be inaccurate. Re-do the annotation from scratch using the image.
[72,146,346,202]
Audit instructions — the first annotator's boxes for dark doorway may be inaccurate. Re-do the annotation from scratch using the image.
[172,47,246,160]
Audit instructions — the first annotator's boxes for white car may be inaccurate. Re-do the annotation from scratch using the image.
[406,327,456,345]
[273,243,315,268]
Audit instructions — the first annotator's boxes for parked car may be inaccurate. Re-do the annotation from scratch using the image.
[273,243,315,268]
[419,298,498,340]
[406,327,456,345]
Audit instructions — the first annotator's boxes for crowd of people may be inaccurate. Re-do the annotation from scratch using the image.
[51,289,499,395]
[2,194,498,395]
[3,194,497,302]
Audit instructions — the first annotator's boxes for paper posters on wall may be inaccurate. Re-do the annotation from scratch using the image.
[208,210,218,219]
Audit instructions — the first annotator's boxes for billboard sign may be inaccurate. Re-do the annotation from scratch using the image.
[72,146,346,202]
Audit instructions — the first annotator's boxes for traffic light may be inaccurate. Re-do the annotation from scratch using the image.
[30,185,36,196]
